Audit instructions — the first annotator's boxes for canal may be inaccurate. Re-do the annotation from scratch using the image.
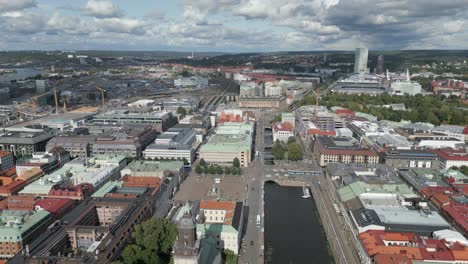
[264,181,332,264]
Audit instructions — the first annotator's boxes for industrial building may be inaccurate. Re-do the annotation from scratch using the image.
[383,149,441,170]
[143,127,200,163]
[0,126,55,156]
[238,96,286,109]
[199,122,254,167]
[91,109,178,132]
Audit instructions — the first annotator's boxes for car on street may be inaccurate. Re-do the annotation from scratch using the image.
[250,241,254,245]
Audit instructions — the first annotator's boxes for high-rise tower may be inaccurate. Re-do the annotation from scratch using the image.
[376,54,384,74]
[354,47,368,73]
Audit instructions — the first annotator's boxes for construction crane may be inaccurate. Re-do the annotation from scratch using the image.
[96,86,106,108]
[31,91,53,114]
[53,88,59,114]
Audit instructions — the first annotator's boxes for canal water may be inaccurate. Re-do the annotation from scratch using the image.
[264,181,332,264]
[0,68,43,82]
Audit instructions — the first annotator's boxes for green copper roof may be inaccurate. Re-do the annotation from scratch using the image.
[0,210,51,242]
[337,181,416,202]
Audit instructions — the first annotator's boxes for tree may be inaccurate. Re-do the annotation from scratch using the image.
[199,158,206,167]
[195,164,202,174]
[182,158,189,166]
[223,249,237,264]
[208,165,216,174]
[187,109,193,115]
[272,140,285,160]
[287,143,304,161]
[176,106,187,115]
[216,165,224,175]
[233,157,240,168]
[460,165,468,175]
[287,136,296,144]
[119,218,177,264]
[231,167,237,175]
[224,167,231,175]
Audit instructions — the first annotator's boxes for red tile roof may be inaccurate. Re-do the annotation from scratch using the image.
[432,148,468,161]
[0,151,12,158]
[35,198,75,215]
[359,230,466,262]
[200,200,236,225]
[273,122,294,132]
[0,180,27,196]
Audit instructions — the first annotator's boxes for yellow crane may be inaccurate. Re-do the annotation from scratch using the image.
[31,91,53,114]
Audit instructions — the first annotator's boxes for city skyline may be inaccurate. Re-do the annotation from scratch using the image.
[1,0,468,52]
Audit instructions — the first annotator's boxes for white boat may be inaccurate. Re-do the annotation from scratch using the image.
[302,186,311,199]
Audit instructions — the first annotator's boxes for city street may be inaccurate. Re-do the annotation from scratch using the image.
[239,110,266,264]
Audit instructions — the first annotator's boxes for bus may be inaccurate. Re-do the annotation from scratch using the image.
[256,215,261,228]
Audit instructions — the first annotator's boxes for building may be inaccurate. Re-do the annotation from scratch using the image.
[34,198,75,219]
[199,122,254,167]
[357,230,468,264]
[0,210,51,263]
[143,127,199,163]
[391,80,422,95]
[16,148,70,175]
[432,125,468,143]
[334,73,389,95]
[46,135,97,158]
[350,196,450,236]
[174,76,209,88]
[0,151,14,172]
[354,47,369,73]
[12,195,155,264]
[432,148,468,169]
[313,136,379,167]
[163,98,198,113]
[0,127,55,156]
[272,122,294,143]
[19,155,125,197]
[92,126,158,158]
[239,82,258,98]
[376,55,384,74]
[281,112,295,127]
[91,109,178,132]
[264,82,283,97]
[197,201,244,253]
[328,164,417,209]
[120,160,184,199]
[47,125,157,158]
[35,79,48,93]
[238,96,286,109]
[383,149,441,170]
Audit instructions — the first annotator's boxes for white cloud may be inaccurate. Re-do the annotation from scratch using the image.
[84,0,122,18]
[0,0,36,12]
[94,18,146,35]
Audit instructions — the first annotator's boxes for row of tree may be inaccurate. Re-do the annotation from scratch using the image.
[195,158,242,175]
[272,137,304,161]
[176,106,193,116]
[450,165,468,176]
[301,93,468,125]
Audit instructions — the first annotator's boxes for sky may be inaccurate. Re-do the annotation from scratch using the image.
[1,0,468,52]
